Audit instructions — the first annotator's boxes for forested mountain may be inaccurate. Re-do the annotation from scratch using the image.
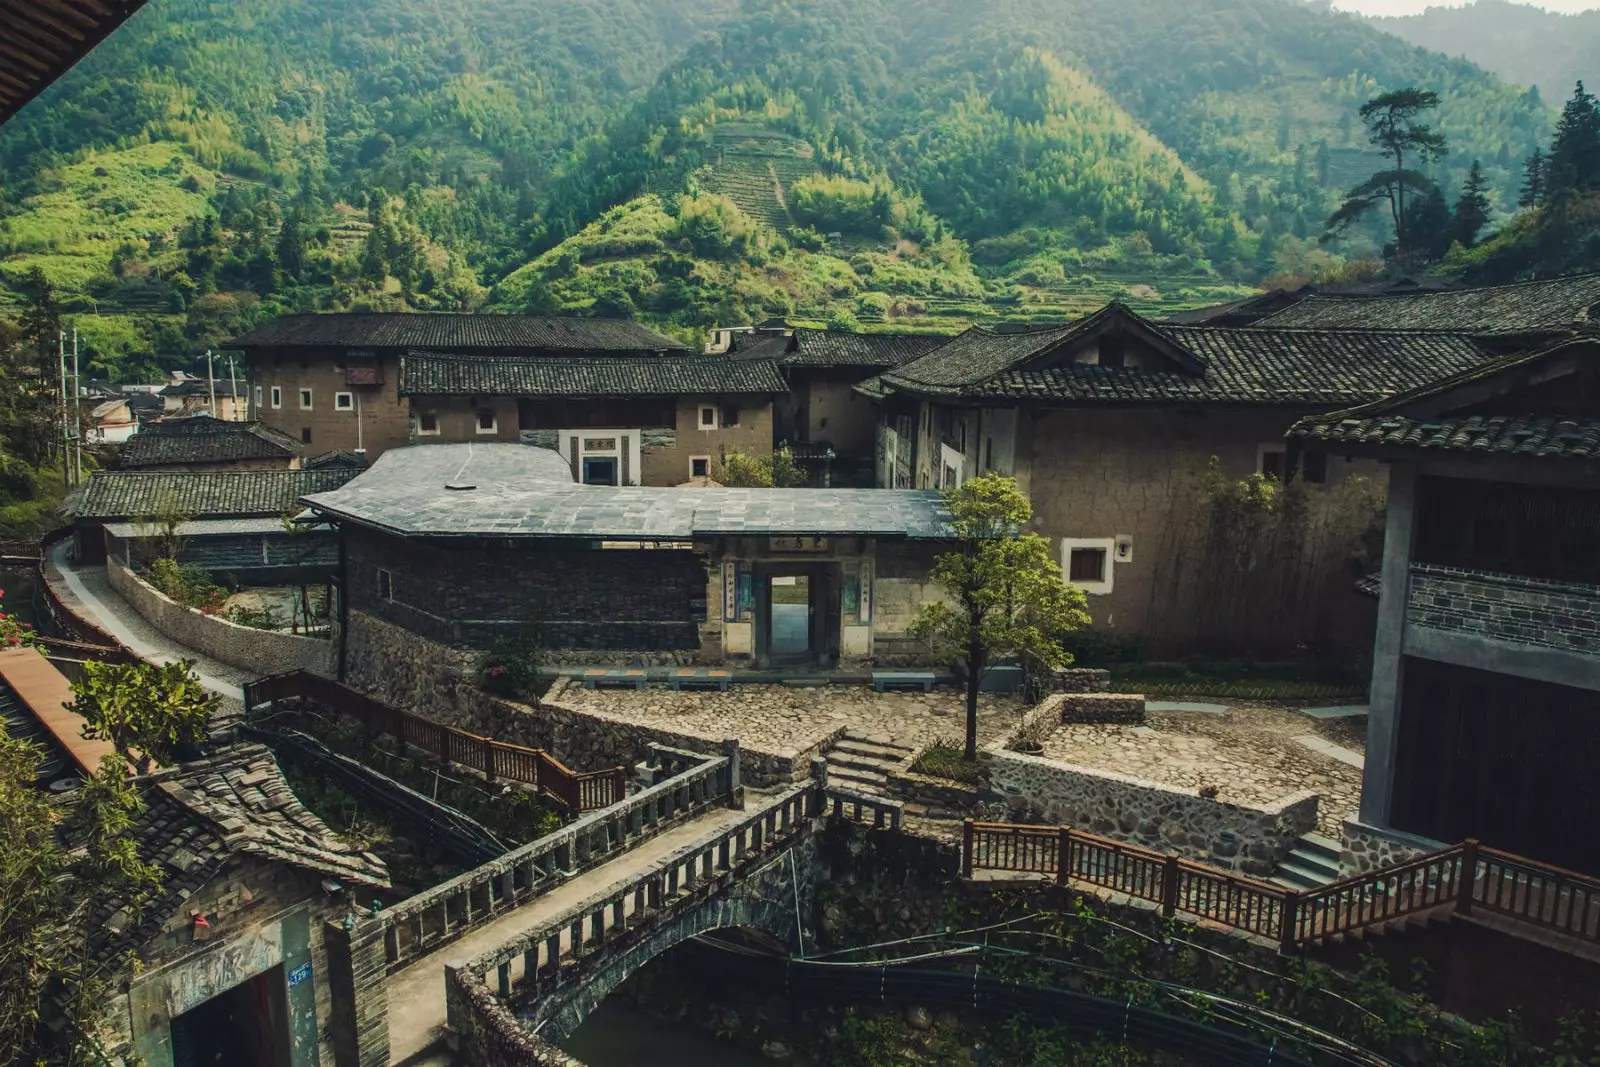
[1370,0,1600,101]
[0,0,1557,379]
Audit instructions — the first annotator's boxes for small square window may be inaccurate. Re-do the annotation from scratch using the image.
[377,569,393,601]
[1061,537,1116,595]
[417,413,440,436]
[1069,547,1106,584]
[270,386,282,409]
[699,405,717,429]
[300,427,312,444]
[253,385,263,408]
[691,456,710,479]
[335,392,354,411]
[475,408,497,434]
[721,403,739,428]
[1303,450,1329,484]
[299,388,313,410]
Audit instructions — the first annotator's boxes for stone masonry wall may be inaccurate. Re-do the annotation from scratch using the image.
[1059,694,1146,724]
[1339,818,1440,877]
[108,559,334,677]
[1407,563,1600,655]
[984,740,1318,876]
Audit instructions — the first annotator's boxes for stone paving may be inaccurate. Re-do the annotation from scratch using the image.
[1039,701,1365,837]
[549,680,1029,763]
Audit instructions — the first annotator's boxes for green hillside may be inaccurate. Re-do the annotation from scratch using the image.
[0,0,1561,372]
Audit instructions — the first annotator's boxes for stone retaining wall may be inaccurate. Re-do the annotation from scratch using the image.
[1339,818,1440,876]
[984,737,1317,876]
[1060,694,1146,724]
[1053,667,1112,692]
[107,559,333,677]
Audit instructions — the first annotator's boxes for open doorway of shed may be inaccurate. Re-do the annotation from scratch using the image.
[169,963,290,1067]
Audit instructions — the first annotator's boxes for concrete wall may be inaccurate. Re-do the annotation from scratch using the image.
[799,370,880,457]
[249,349,409,459]
[108,559,334,676]
[985,734,1318,876]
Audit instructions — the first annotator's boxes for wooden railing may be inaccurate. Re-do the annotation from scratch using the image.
[383,743,735,973]
[245,669,626,814]
[963,821,1600,954]
[0,538,41,561]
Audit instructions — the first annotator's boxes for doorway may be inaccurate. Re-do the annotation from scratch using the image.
[768,575,811,658]
[582,456,618,486]
[169,964,290,1067]
[752,562,840,669]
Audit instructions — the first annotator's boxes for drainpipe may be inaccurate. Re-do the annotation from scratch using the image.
[334,516,350,682]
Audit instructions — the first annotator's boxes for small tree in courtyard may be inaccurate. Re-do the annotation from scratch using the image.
[910,474,1090,761]
[73,659,216,774]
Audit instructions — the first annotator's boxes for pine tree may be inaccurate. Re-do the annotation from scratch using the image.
[276,212,308,283]
[1519,148,1547,208]
[1547,81,1600,197]
[1324,89,1448,264]
[1453,161,1493,248]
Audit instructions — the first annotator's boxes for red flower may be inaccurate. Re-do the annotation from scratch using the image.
[8,635,18,646]
[488,665,507,677]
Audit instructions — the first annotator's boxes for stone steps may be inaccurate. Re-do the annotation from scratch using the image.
[824,731,915,795]
[1270,831,1343,890]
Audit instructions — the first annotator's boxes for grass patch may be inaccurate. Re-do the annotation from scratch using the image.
[1110,660,1366,702]
[909,738,983,784]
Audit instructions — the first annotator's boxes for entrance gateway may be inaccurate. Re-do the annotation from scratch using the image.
[752,559,841,669]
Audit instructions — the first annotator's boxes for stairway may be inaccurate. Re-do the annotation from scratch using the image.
[1270,832,1344,890]
[824,730,915,795]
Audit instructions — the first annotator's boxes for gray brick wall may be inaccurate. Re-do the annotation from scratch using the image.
[345,527,708,651]
[1406,563,1600,654]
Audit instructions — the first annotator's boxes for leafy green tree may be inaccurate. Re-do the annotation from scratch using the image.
[74,660,216,774]
[908,474,1090,761]
[1519,148,1547,208]
[1,740,159,1063]
[276,211,308,282]
[1547,81,1600,197]
[1324,88,1448,263]
[1453,160,1493,248]
[716,447,807,488]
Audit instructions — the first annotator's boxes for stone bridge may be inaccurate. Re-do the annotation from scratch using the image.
[320,744,900,1067]
[442,779,902,1067]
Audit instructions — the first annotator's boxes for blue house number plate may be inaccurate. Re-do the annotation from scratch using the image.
[288,963,313,987]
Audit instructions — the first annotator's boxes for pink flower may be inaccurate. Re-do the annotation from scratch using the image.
[488,666,507,677]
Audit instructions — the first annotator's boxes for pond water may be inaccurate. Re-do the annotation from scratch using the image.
[563,999,810,1067]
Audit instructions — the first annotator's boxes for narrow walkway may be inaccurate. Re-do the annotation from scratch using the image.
[386,802,754,1065]
[44,543,250,712]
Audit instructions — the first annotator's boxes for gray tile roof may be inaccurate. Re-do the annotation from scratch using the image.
[77,467,361,520]
[302,443,952,539]
[120,419,301,469]
[399,352,787,397]
[304,449,370,470]
[1254,273,1600,334]
[785,328,948,368]
[97,744,387,956]
[230,312,689,352]
[160,378,249,398]
[1288,335,1600,461]
[872,304,1492,407]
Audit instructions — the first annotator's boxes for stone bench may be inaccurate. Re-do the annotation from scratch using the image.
[667,668,731,692]
[582,668,649,691]
[873,670,935,693]
[1059,693,1146,724]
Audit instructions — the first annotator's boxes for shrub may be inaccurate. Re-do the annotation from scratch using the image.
[480,628,543,702]
[910,739,983,784]
[143,558,226,613]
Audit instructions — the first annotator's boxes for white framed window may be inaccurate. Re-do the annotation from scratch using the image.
[270,386,282,409]
[699,405,718,430]
[253,385,263,409]
[377,568,393,601]
[335,392,354,411]
[690,455,710,479]
[1062,537,1116,596]
[299,388,313,410]
[417,412,440,436]
[475,408,498,434]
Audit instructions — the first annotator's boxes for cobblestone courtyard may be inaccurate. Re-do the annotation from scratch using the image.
[549,679,1030,758]
[1041,703,1365,836]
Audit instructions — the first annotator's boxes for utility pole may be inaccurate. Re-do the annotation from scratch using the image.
[72,328,82,485]
[206,349,217,417]
[57,332,69,487]
[227,351,240,421]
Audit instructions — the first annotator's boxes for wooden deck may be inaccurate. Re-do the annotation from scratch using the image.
[0,647,122,774]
